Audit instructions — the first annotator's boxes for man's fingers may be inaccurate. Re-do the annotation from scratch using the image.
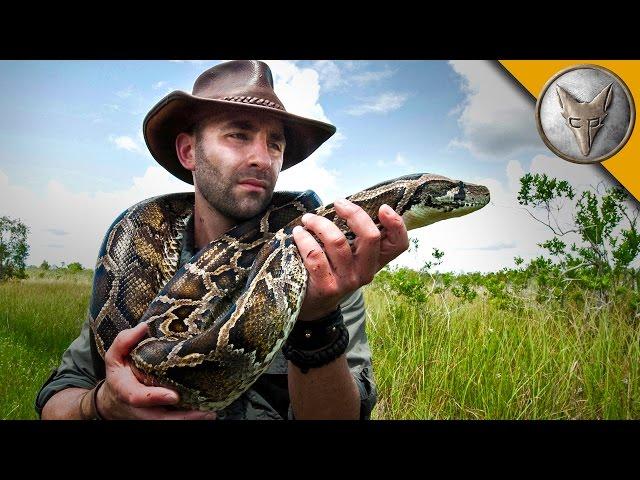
[378,204,410,265]
[113,363,180,406]
[107,322,149,363]
[121,382,180,408]
[300,213,353,277]
[333,199,379,241]
[292,225,335,285]
[333,198,380,284]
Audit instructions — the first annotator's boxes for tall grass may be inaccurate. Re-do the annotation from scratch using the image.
[364,284,640,419]
[0,273,91,419]
[1,268,638,419]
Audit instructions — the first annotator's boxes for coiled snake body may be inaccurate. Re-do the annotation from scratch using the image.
[89,173,490,410]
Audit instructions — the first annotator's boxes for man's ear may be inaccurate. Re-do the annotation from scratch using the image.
[176,132,196,172]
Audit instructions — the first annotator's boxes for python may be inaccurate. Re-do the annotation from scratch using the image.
[90,173,490,410]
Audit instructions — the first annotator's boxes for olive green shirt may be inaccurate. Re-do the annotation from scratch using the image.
[35,214,377,420]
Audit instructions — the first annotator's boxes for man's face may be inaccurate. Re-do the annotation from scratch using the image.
[192,111,286,221]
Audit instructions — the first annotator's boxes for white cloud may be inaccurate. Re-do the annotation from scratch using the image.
[109,135,144,155]
[115,86,134,98]
[390,169,542,272]
[393,154,407,166]
[376,153,412,170]
[459,241,517,251]
[346,92,409,116]
[448,60,544,159]
[506,159,526,194]
[44,228,68,236]
[266,60,331,124]
[311,61,396,92]
[312,61,347,91]
[0,167,190,269]
[276,156,341,205]
[276,131,346,203]
[153,81,167,90]
[528,154,619,193]
[350,67,395,85]
[266,60,341,201]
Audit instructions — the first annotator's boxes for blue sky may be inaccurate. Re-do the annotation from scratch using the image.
[0,60,620,271]
[0,60,499,192]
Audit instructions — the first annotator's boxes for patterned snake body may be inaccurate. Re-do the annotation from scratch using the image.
[89,173,490,410]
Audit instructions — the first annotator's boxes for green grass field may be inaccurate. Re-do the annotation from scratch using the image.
[365,284,639,419]
[0,270,92,419]
[1,268,638,419]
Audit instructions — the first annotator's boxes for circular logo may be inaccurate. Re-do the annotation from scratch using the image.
[535,64,635,164]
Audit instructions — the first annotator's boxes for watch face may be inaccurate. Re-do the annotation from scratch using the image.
[535,64,635,164]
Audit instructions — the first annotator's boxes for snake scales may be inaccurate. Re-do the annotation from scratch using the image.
[89,173,490,410]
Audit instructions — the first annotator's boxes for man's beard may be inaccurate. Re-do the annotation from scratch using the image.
[193,142,275,222]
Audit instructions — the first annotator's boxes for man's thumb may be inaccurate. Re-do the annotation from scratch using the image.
[107,322,149,360]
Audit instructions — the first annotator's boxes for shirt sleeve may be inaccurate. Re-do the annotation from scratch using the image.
[34,314,99,417]
[341,287,378,420]
[287,287,378,420]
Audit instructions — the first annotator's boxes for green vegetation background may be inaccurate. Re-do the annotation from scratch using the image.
[2,173,639,419]
[1,266,637,420]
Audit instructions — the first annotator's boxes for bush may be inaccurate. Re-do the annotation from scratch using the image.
[0,216,30,281]
[66,262,83,273]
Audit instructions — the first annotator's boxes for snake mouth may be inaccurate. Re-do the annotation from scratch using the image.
[402,196,490,230]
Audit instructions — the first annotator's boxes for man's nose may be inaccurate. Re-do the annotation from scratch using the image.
[248,136,273,169]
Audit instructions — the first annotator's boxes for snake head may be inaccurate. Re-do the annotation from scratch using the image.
[400,174,490,230]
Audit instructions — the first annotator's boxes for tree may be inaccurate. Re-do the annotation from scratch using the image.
[518,173,640,305]
[0,216,30,281]
[40,260,50,270]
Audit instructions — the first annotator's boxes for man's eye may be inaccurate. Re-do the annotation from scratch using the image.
[588,118,601,127]
[569,117,582,128]
[230,133,247,140]
[269,143,282,151]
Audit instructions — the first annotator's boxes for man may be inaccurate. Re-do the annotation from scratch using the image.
[36,60,409,420]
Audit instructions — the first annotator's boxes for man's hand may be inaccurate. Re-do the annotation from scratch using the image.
[293,198,409,322]
[98,322,216,420]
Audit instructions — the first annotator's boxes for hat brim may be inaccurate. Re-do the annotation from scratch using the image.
[143,91,337,185]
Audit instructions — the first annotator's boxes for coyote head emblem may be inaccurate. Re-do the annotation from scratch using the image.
[556,83,613,156]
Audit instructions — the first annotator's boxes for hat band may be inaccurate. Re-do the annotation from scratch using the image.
[220,95,285,111]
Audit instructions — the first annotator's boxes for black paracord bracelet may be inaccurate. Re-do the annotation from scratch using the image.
[282,307,349,373]
[286,307,344,350]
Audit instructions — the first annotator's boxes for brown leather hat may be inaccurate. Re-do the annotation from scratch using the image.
[143,60,337,184]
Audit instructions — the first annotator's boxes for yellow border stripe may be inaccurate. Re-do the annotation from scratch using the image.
[499,60,639,201]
